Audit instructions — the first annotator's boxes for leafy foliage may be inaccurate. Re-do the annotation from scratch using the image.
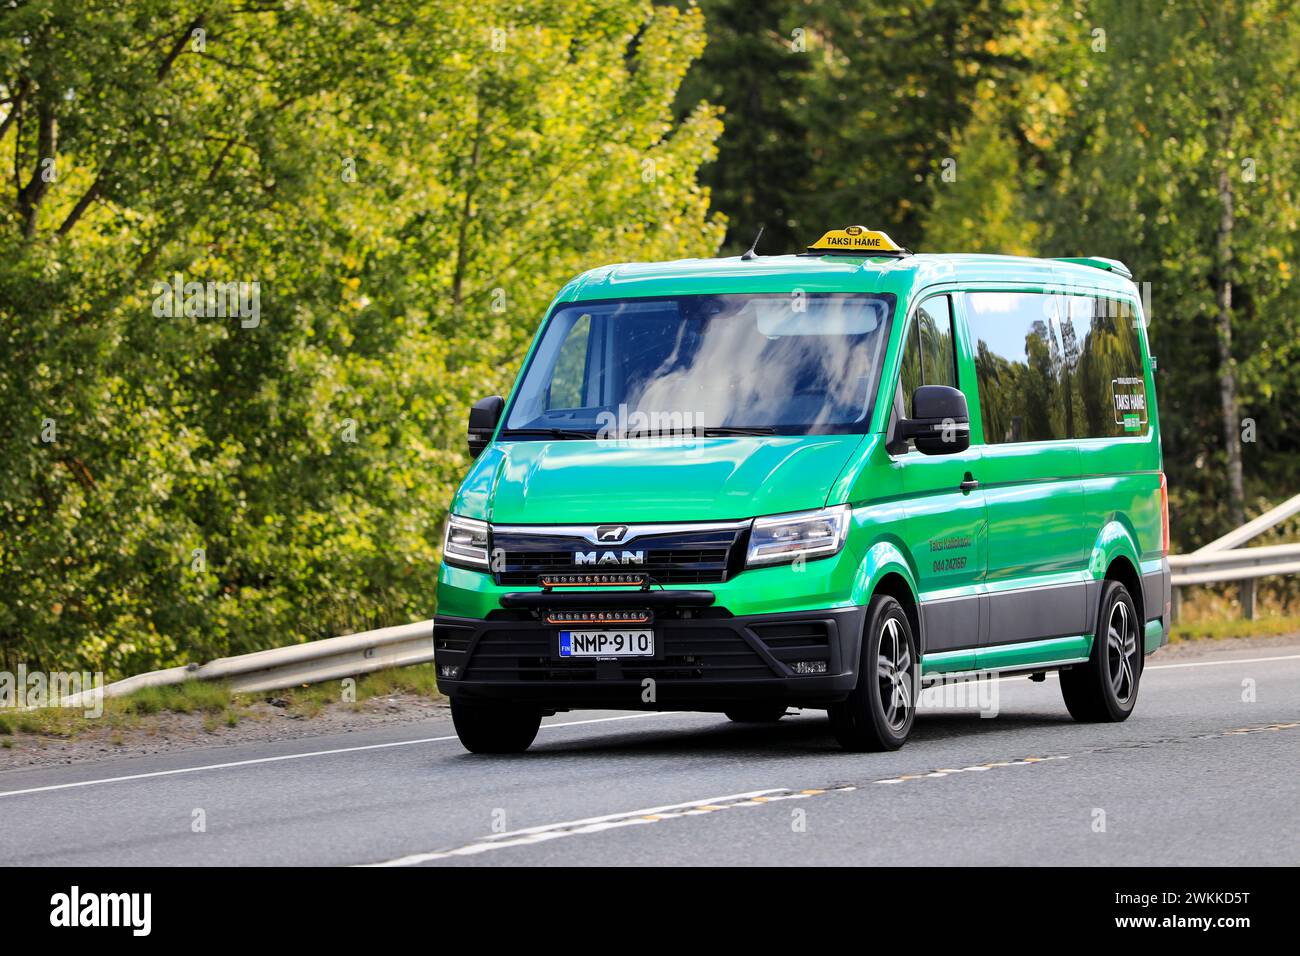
[921,0,1300,545]
[0,0,723,675]
[3,0,1296,676]
[676,0,1028,253]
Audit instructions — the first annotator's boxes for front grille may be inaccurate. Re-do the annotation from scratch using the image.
[491,525,742,586]
[434,624,473,653]
[750,621,830,650]
[461,627,774,682]
[750,621,832,666]
[495,551,727,585]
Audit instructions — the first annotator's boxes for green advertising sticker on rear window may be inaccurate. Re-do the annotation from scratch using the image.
[1111,376,1148,432]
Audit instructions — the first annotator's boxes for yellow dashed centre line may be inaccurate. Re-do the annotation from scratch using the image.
[873,754,1070,785]
[359,721,1298,866]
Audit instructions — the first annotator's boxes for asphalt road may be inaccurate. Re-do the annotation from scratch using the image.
[3,641,1297,866]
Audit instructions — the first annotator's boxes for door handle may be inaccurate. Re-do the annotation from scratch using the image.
[959,473,980,492]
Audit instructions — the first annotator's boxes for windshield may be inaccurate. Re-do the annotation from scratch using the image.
[502,293,894,438]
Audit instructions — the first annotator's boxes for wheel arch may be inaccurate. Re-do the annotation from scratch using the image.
[872,572,923,657]
[1090,518,1145,626]
[851,540,923,656]
[1103,554,1145,628]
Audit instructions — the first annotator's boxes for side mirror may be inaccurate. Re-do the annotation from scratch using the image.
[467,395,504,459]
[895,385,970,455]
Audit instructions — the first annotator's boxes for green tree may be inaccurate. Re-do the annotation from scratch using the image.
[922,97,1043,255]
[678,0,1030,253]
[923,0,1300,543]
[0,0,723,675]
[1043,0,1300,532]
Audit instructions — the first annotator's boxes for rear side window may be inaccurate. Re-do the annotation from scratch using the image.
[966,291,1148,444]
[1058,296,1148,437]
[900,295,957,417]
[966,292,1070,443]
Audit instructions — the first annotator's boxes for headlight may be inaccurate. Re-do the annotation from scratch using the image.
[746,505,850,567]
[442,515,490,569]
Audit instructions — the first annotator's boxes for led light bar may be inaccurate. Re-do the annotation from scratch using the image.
[538,572,650,589]
[544,609,654,626]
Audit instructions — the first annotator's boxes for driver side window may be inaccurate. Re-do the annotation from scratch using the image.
[545,313,592,410]
[901,295,957,417]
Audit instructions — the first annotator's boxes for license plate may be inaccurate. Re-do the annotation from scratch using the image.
[558,629,654,658]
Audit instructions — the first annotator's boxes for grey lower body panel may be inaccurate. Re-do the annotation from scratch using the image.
[922,582,1087,654]
[986,581,1087,645]
[925,566,1171,656]
[918,594,983,653]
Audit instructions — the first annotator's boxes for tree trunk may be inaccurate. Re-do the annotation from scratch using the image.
[16,97,56,237]
[1215,165,1244,529]
[451,107,484,310]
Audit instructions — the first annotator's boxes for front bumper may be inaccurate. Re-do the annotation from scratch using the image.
[433,604,866,710]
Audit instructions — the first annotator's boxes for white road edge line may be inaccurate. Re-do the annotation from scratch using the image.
[1146,653,1300,670]
[3,651,1295,800]
[358,788,789,867]
[0,711,691,799]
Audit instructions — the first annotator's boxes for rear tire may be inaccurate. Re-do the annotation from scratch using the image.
[1061,580,1142,722]
[828,595,917,751]
[450,698,542,754]
[723,703,788,723]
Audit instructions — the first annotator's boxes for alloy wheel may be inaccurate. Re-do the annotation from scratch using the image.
[877,617,914,732]
[1107,600,1139,704]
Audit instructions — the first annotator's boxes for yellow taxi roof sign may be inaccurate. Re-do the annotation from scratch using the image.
[807,225,903,254]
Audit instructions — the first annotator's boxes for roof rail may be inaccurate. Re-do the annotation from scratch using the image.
[1052,256,1133,279]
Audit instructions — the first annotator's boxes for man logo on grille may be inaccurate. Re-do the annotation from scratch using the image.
[575,550,644,566]
[596,524,628,543]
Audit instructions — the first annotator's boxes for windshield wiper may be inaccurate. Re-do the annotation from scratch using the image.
[699,426,778,436]
[498,427,599,439]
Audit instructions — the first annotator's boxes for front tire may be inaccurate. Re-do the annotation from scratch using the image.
[1060,580,1142,722]
[828,595,917,751]
[450,698,542,754]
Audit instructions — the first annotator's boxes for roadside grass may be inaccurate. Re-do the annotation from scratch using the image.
[127,680,232,716]
[1170,613,1300,642]
[1170,584,1300,643]
[227,663,442,717]
[0,679,237,740]
[0,664,442,745]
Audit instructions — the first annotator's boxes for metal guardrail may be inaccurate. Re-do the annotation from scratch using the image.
[1169,492,1300,620]
[61,620,434,708]
[60,492,1300,704]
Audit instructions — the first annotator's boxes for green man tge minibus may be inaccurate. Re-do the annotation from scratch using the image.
[434,227,1171,753]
